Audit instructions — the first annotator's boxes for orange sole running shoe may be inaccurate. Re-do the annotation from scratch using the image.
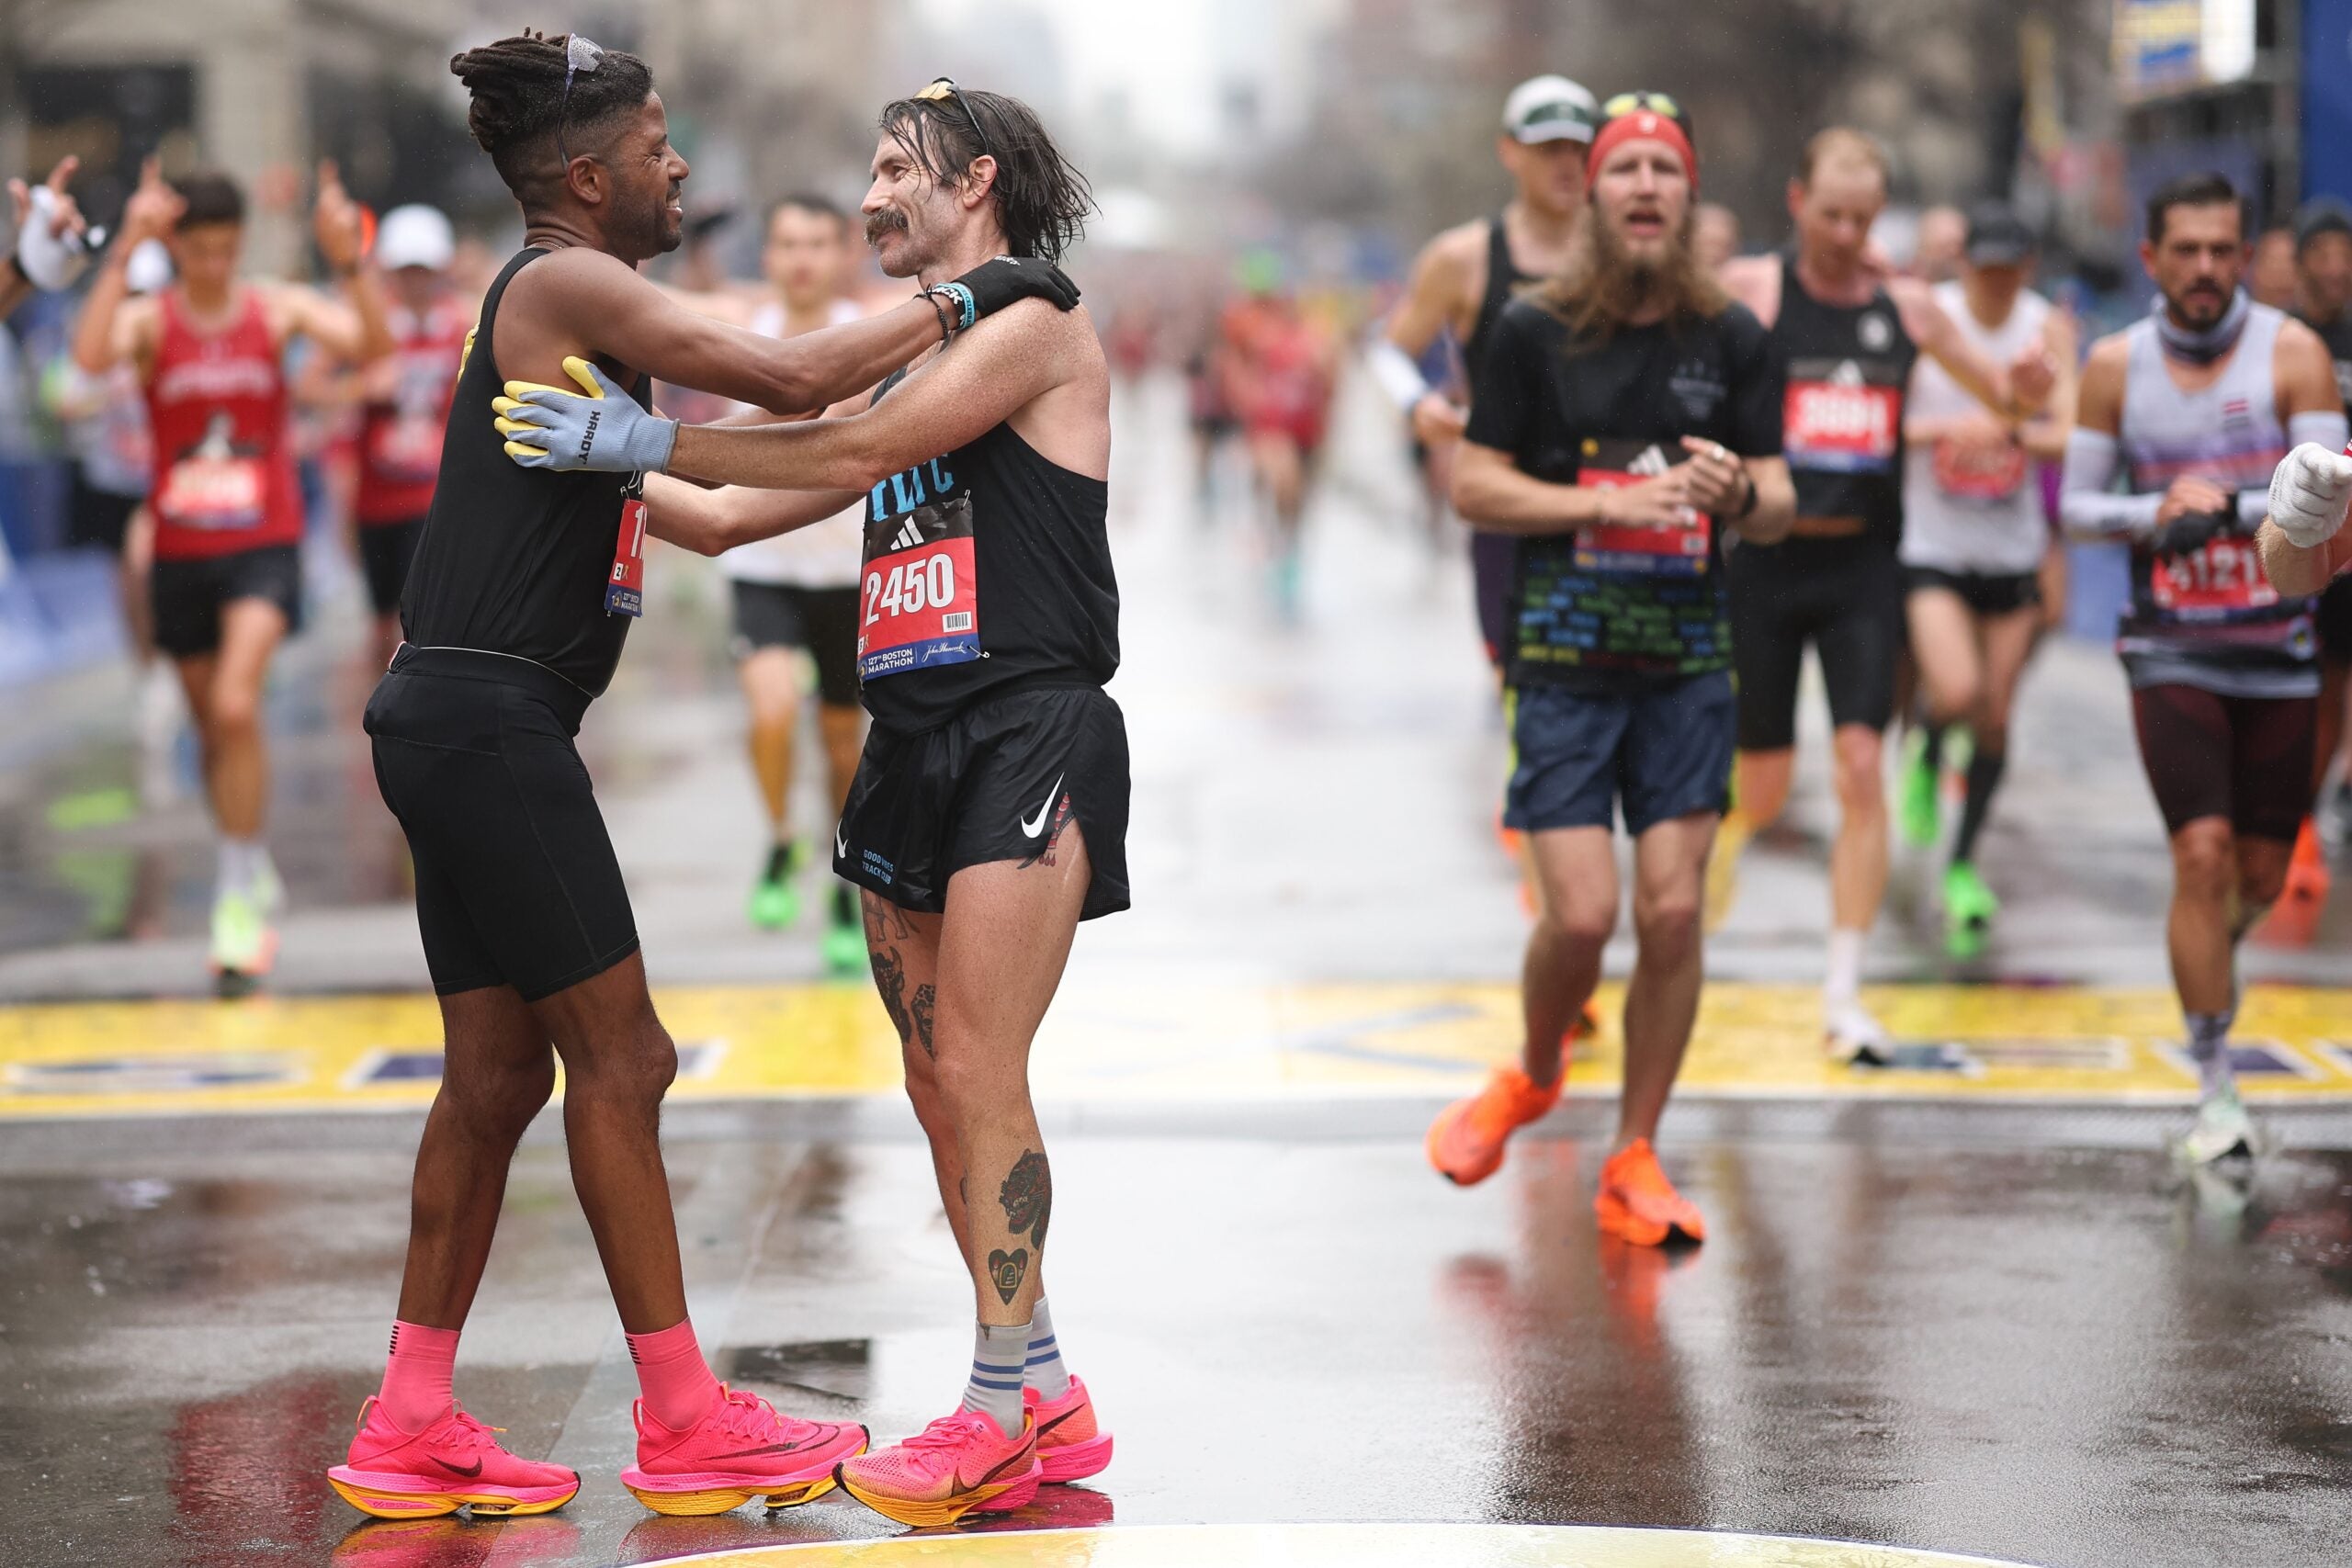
[837,1409,1041,1528]
[326,1398,580,1519]
[1594,1138,1705,1247]
[622,1385,867,1517]
[1428,1066,1561,1186]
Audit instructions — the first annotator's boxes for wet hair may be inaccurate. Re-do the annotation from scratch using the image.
[875,87,1092,262]
[448,31,657,206]
[2146,172,2245,245]
[173,171,245,231]
[1799,127,1889,188]
[769,192,847,232]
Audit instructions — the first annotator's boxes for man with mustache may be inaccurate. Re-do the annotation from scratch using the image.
[493,77,1119,1527]
[1715,129,2054,1064]
[330,33,1079,1521]
[2060,172,2344,1166]
[1420,95,1794,1242]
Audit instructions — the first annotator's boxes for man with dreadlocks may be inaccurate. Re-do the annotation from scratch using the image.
[330,33,1079,1522]
[496,77,1118,1528]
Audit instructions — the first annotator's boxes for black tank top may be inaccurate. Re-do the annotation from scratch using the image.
[398,248,654,697]
[1774,251,1917,541]
[1464,214,1533,381]
[2298,305,2352,409]
[854,367,1118,734]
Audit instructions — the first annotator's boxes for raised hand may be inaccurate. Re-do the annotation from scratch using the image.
[9,154,96,290]
[312,161,367,273]
[119,156,185,246]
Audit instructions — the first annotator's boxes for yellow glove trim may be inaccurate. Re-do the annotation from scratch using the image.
[501,355,605,402]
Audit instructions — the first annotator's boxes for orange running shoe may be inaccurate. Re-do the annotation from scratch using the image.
[836,1409,1040,1527]
[1428,1066,1563,1186]
[1594,1139,1705,1247]
[2284,817,2331,910]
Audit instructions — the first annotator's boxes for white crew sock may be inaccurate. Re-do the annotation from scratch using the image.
[217,837,264,897]
[1826,929,1866,1010]
[959,1320,1030,1439]
[1024,1295,1071,1400]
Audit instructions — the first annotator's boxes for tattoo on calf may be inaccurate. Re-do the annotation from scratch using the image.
[911,983,936,1058]
[1000,1148,1052,1249]
[871,946,912,1044]
[987,1247,1030,1305]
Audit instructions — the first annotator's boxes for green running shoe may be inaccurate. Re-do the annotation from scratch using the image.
[820,883,866,974]
[749,841,802,931]
[1942,860,1999,936]
[208,885,277,996]
[2176,1083,2262,1167]
[1898,729,1941,848]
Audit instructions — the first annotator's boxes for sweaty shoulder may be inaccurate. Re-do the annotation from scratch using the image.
[2083,329,2134,379]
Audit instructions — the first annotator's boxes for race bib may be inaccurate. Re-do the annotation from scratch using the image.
[1574,439,1710,576]
[1785,376,1900,473]
[859,461,978,681]
[605,492,646,617]
[2152,535,2277,615]
[368,407,445,485]
[1930,437,2028,502]
[156,451,266,532]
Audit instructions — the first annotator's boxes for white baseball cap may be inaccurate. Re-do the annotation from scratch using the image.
[1502,75,1600,145]
[125,238,173,295]
[375,204,455,272]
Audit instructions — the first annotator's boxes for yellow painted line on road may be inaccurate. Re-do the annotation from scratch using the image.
[1,981,2349,1119]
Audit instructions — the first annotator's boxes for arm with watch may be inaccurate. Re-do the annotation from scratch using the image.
[3,155,96,321]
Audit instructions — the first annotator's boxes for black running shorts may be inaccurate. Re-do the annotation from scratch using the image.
[151,543,304,659]
[358,518,424,618]
[2316,576,2352,667]
[729,581,862,708]
[2130,682,2314,843]
[1727,534,1905,750]
[1904,565,2042,618]
[836,683,1131,920]
[366,645,639,1000]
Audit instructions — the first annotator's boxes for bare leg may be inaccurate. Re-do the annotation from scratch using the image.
[532,953,688,1333]
[930,833,1093,1326]
[121,507,157,665]
[201,597,288,840]
[739,648,801,840]
[394,985,557,1327]
[865,893,971,1258]
[1905,589,1983,728]
[819,703,865,818]
[1828,723,1888,934]
[1735,747,1793,830]
[1521,828,1619,1087]
[1618,813,1713,1148]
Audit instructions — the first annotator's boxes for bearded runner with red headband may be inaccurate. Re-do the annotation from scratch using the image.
[1716,128,2056,1065]
[1423,95,1795,1245]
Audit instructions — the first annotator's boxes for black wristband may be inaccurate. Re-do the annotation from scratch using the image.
[1735,469,1759,520]
[922,290,955,344]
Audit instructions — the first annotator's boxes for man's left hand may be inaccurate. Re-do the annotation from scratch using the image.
[1678,438,1746,514]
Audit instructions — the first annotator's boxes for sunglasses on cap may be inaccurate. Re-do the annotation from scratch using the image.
[1601,91,1683,121]
[557,34,605,171]
[915,76,996,165]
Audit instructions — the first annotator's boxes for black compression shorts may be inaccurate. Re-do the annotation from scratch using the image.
[2130,682,2314,842]
[729,581,862,708]
[366,645,639,1000]
[836,683,1131,921]
[1905,565,2042,617]
[1727,534,1905,750]
[151,543,304,659]
[2316,576,2352,666]
[358,518,424,618]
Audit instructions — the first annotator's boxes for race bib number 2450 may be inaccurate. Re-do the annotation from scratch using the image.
[859,462,979,681]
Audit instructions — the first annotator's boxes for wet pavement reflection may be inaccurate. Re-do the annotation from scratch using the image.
[0,1117,2346,1568]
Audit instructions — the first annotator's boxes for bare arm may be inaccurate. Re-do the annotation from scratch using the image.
[71,244,155,376]
[276,275,394,365]
[1736,456,1797,545]
[2018,308,2079,462]
[1449,440,1604,533]
[663,299,1071,491]
[510,247,951,417]
[642,472,865,556]
[1892,277,2035,417]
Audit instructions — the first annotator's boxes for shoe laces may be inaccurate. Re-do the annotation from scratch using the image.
[710,1385,782,1441]
[901,1410,993,1452]
[434,1407,503,1453]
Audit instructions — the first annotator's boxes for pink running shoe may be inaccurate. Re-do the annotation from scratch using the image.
[326,1397,580,1519]
[836,1409,1041,1527]
[1023,1376,1114,1483]
[622,1384,868,1517]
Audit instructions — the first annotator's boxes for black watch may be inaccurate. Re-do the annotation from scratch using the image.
[1734,469,1758,520]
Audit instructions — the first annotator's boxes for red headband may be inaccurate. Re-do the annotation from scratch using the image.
[1585,111,1699,194]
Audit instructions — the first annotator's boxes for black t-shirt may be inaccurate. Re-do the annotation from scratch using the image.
[1464,293,1783,691]
[2297,305,2352,409]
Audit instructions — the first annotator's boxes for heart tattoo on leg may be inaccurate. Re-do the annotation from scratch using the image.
[988,1247,1030,1306]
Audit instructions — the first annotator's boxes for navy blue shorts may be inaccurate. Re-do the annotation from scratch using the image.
[1505,671,1736,836]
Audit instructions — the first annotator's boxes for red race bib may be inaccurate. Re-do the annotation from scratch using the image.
[605,494,646,617]
[2151,536,2276,615]
[1785,380,1900,473]
[157,450,267,532]
[859,491,979,680]
[1930,437,2028,502]
[1575,440,1711,576]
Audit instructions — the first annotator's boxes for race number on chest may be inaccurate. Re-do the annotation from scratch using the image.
[1784,357,1902,474]
[1574,439,1711,575]
[2152,533,2278,616]
[859,457,979,681]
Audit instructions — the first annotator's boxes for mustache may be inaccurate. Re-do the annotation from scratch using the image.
[864,208,909,246]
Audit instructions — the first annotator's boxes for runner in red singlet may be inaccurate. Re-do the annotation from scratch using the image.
[351,205,469,664]
[74,157,391,993]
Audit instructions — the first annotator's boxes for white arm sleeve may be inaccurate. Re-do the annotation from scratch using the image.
[2059,428,2161,541]
[1366,334,1437,414]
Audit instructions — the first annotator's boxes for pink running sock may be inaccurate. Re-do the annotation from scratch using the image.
[378,1320,459,1434]
[627,1318,722,1431]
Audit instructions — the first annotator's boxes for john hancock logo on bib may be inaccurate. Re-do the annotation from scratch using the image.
[859,456,979,681]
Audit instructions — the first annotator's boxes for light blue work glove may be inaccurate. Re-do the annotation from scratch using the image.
[492,356,677,474]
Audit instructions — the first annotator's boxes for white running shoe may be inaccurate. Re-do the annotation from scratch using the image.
[1826,1002,1894,1067]
[2175,1084,2265,1167]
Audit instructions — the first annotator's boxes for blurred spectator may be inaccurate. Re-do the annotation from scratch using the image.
[1695,202,1744,269]
[2252,221,2300,310]
[1912,204,1966,283]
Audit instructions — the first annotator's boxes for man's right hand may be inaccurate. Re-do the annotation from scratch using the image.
[2150,507,2226,562]
[2268,442,2352,549]
[1409,393,1467,447]
[118,157,184,247]
[2155,476,2233,530]
[945,256,1081,324]
[1596,468,1700,530]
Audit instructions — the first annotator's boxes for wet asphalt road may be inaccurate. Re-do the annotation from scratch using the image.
[0,374,2347,1566]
